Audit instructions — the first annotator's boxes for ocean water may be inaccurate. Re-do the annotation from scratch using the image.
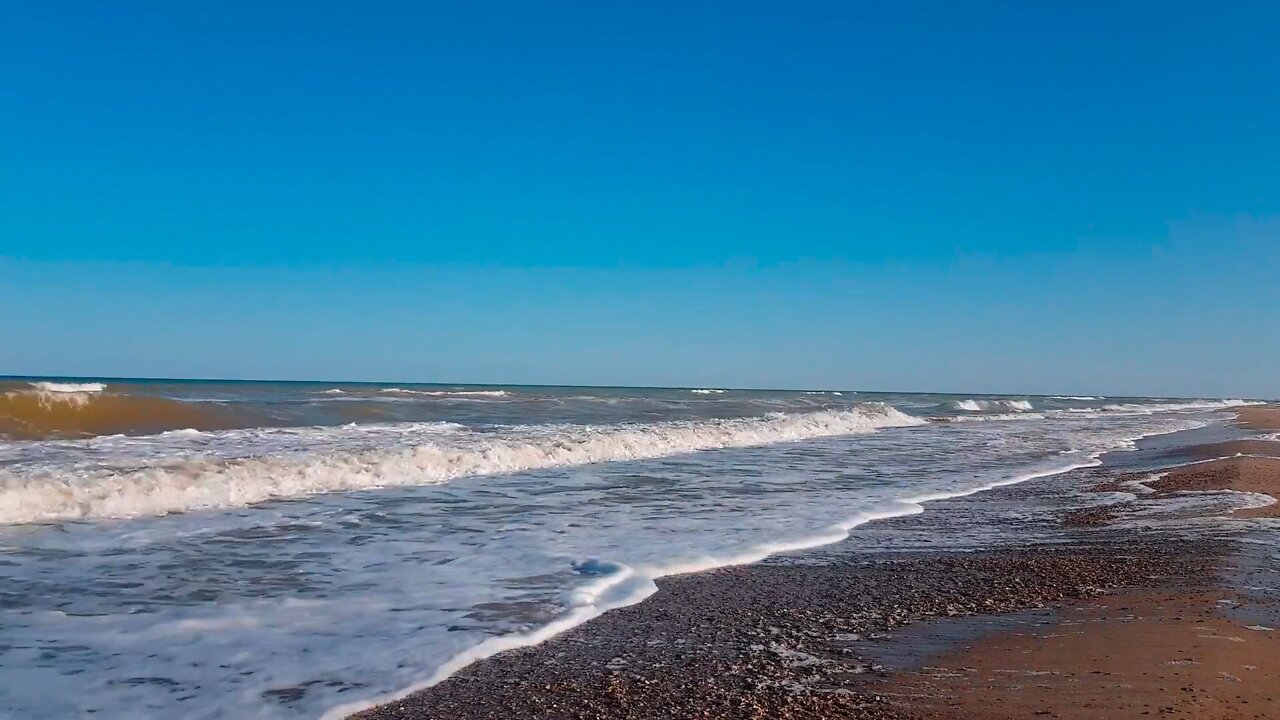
[0,378,1257,718]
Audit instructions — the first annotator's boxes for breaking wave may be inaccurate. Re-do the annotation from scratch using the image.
[0,404,923,524]
[1049,396,1101,401]
[29,381,108,393]
[949,399,1035,413]
[0,384,237,441]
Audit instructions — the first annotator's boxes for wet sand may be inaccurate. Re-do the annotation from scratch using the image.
[884,587,1279,719]
[1147,456,1280,518]
[1237,405,1280,431]
[351,408,1280,719]
[880,409,1280,719]
[353,542,1219,720]
[1168,439,1280,461]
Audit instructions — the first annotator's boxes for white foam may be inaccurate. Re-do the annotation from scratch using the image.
[1120,472,1167,494]
[950,399,1034,413]
[1099,400,1260,414]
[0,405,924,524]
[380,388,509,398]
[26,382,107,393]
[945,412,1048,422]
[157,428,205,438]
[9,382,109,409]
[1053,400,1260,419]
[321,451,1106,720]
[1177,488,1278,512]
[1049,396,1102,401]
[689,389,728,395]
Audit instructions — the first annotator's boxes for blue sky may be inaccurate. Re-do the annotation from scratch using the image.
[2,2,1277,396]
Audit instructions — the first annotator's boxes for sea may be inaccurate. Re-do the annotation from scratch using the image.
[0,377,1260,718]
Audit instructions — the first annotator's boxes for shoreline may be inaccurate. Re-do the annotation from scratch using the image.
[324,459,1104,720]
[347,407,1280,719]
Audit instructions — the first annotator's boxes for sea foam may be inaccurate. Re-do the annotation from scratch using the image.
[950,399,1035,412]
[320,447,1123,720]
[380,388,510,398]
[0,404,923,524]
[28,381,108,393]
[1098,400,1258,414]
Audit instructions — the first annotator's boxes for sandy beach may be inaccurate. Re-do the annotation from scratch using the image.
[1237,406,1280,432]
[352,406,1280,719]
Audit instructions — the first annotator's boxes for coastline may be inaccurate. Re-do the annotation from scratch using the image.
[348,407,1280,719]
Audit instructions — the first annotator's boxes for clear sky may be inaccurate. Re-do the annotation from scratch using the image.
[2,2,1277,397]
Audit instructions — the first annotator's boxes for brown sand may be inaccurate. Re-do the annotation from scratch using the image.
[1171,440,1280,461]
[892,449,1280,719]
[886,588,1280,719]
[1237,405,1280,431]
[1148,456,1280,518]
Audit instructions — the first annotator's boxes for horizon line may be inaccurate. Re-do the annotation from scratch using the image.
[0,374,1250,401]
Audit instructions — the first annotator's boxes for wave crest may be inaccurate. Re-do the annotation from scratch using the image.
[949,399,1034,413]
[0,387,236,440]
[29,381,108,393]
[0,404,923,524]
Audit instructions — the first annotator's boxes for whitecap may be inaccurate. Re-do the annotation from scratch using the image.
[950,399,1034,413]
[0,404,924,524]
[28,382,107,393]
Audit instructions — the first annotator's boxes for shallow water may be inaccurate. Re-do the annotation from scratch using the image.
[0,379,1257,718]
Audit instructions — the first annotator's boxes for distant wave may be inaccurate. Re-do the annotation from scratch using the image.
[1053,399,1259,417]
[939,412,1047,423]
[1097,400,1257,414]
[803,391,845,396]
[0,404,924,524]
[317,388,510,398]
[949,399,1034,413]
[1048,396,1102,401]
[689,389,728,395]
[380,388,510,398]
[930,398,1252,422]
